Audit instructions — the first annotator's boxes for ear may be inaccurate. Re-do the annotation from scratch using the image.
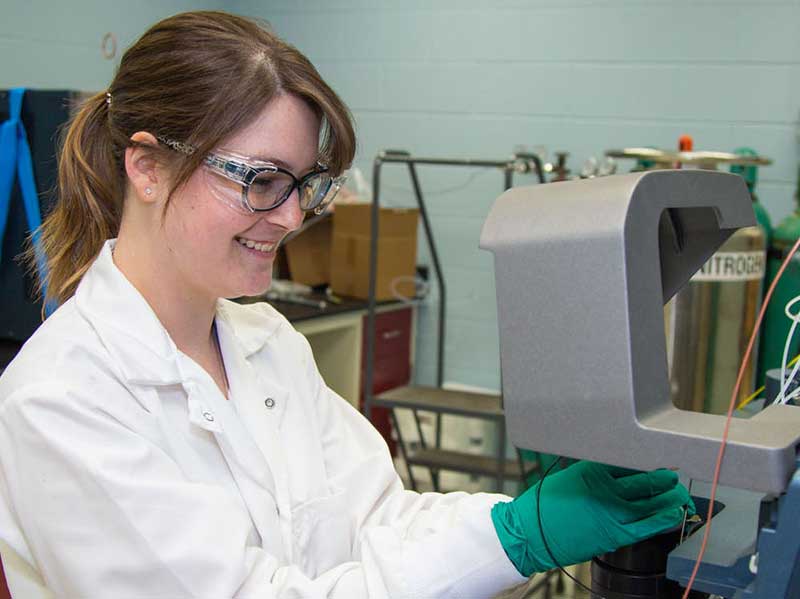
[124,131,164,204]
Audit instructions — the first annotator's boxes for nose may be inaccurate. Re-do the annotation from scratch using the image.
[268,188,304,233]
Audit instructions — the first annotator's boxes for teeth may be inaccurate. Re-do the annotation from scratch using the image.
[236,237,276,253]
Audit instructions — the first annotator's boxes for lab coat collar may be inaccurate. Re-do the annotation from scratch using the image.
[75,241,182,386]
[215,299,284,360]
[74,240,282,386]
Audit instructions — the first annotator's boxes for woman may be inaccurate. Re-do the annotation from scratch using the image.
[0,11,690,598]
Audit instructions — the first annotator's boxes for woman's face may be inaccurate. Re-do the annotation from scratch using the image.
[162,93,318,300]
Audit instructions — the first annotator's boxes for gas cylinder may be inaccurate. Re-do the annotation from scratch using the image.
[668,147,768,413]
[606,144,771,413]
[730,147,772,245]
[667,221,766,413]
[757,166,800,384]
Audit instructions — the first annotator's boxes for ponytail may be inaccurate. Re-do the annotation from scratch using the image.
[35,92,123,306]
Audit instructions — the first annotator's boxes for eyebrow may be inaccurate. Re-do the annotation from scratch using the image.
[256,156,292,170]
[251,155,320,176]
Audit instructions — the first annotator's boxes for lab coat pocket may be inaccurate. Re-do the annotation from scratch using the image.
[291,488,354,577]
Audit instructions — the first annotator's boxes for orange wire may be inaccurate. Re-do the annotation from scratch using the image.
[681,235,800,599]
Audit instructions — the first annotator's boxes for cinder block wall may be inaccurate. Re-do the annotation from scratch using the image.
[240,1,800,391]
[0,0,224,89]
[5,1,798,392]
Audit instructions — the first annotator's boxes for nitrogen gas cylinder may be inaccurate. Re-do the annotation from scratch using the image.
[667,223,766,413]
[665,143,769,413]
[606,145,771,413]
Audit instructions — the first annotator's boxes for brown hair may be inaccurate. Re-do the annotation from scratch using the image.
[37,11,355,306]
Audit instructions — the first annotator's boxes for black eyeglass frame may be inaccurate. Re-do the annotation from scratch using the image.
[156,136,345,214]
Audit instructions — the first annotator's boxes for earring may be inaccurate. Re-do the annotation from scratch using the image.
[144,187,153,196]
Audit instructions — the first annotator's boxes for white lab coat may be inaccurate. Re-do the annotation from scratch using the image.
[0,240,525,598]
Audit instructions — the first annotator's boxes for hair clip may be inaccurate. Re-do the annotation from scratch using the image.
[105,92,112,106]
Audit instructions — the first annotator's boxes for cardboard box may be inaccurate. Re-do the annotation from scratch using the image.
[330,203,419,301]
[284,215,333,287]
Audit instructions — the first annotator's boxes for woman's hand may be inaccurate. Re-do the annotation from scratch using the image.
[491,461,694,577]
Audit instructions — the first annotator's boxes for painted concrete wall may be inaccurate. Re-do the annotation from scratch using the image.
[0,0,223,90]
[234,1,800,391]
[6,1,799,393]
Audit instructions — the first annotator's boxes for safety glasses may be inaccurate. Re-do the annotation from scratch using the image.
[157,136,346,215]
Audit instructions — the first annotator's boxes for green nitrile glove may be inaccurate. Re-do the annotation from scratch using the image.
[491,461,695,577]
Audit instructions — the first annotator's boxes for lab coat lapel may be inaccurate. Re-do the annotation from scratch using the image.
[214,315,296,556]
[216,316,288,476]
[232,364,290,479]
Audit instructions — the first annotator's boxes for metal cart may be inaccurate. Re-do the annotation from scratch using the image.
[362,149,544,492]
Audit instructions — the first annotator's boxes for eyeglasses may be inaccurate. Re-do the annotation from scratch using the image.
[157,136,346,215]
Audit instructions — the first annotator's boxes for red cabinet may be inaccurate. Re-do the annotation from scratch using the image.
[361,307,413,455]
[0,557,10,599]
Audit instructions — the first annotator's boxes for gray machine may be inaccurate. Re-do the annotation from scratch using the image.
[479,170,800,597]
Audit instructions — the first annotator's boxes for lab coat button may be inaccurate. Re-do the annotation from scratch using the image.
[202,411,215,422]
[264,397,275,409]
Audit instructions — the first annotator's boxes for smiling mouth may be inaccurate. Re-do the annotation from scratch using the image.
[235,236,278,253]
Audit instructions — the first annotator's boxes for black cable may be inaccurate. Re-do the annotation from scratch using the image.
[535,459,605,599]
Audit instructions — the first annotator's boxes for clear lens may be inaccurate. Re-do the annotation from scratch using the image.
[248,170,297,210]
[308,176,345,215]
[299,174,333,211]
[202,167,251,214]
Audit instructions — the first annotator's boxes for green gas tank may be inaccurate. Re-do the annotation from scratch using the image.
[758,165,800,383]
[731,147,773,244]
